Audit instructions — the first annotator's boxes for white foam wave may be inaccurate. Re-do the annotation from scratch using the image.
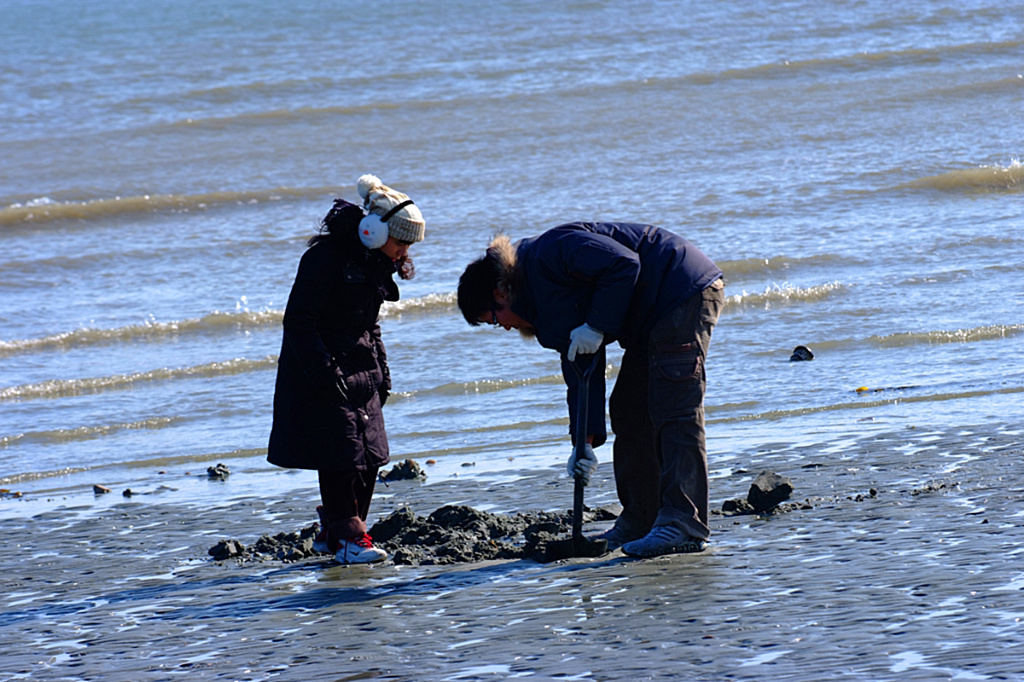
[381,292,457,316]
[0,357,278,401]
[0,310,284,358]
[725,282,845,310]
[870,324,1024,347]
[1,294,456,358]
[1,187,335,227]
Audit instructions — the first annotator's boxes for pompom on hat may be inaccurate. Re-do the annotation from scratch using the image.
[356,174,426,244]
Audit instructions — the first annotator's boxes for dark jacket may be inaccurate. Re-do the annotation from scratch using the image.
[267,224,398,472]
[493,222,722,446]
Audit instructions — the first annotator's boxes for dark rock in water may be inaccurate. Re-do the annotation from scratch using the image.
[383,459,426,482]
[789,345,814,361]
[207,463,230,480]
[720,470,796,515]
[209,539,245,560]
[748,471,794,512]
[721,498,755,514]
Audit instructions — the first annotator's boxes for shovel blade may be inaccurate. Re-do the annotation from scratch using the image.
[539,535,609,563]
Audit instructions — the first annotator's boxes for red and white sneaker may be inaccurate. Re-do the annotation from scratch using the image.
[335,533,388,564]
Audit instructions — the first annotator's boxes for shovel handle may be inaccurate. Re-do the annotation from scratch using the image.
[568,352,600,443]
[573,476,585,539]
[567,352,600,540]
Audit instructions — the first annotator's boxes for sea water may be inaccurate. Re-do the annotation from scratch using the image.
[2,0,1022,509]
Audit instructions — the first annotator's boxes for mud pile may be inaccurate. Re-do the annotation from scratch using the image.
[209,504,617,565]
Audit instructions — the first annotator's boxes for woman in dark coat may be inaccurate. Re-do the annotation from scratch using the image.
[268,174,425,564]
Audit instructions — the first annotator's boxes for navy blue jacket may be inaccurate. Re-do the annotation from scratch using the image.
[509,222,721,446]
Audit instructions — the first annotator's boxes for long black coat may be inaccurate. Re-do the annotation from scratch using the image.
[267,231,398,472]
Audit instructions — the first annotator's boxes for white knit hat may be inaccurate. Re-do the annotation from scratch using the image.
[356,174,425,243]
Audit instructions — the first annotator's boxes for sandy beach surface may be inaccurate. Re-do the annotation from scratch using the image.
[3,420,1023,682]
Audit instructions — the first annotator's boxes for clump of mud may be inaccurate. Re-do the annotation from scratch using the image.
[208,524,321,563]
[381,459,426,482]
[209,504,617,565]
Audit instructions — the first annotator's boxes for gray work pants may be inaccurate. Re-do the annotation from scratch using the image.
[608,279,724,540]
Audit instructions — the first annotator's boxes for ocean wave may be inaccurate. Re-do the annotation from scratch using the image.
[899,161,1024,193]
[756,323,1024,357]
[0,466,93,487]
[924,74,1024,100]
[725,282,846,309]
[0,293,454,358]
[684,40,1022,85]
[381,292,457,317]
[711,384,1024,425]
[719,255,861,279]
[0,447,265,486]
[421,374,571,397]
[0,311,284,358]
[1,187,335,227]
[398,363,615,398]
[0,357,278,402]
[869,324,1024,348]
[0,417,182,448]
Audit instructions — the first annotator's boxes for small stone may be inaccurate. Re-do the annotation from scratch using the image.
[207,463,231,480]
[722,498,755,514]
[789,345,814,361]
[122,488,134,497]
[747,471,794,513]
[208,540,245,561]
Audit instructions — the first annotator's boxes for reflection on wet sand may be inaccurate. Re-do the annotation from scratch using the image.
[1,422,1022,680]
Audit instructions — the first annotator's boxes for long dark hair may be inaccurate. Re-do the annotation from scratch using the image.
[309,199,415,280]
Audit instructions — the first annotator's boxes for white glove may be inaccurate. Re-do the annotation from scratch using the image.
[567,443,598,486]
[567,323,604,361]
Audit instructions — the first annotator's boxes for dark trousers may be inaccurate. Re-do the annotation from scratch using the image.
[318,468,379,541]
[608,280,724,540]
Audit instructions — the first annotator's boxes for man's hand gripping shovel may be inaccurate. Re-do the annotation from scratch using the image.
[540,352,609,562]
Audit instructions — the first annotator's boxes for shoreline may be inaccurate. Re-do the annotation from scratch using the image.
[3,420,1023,680]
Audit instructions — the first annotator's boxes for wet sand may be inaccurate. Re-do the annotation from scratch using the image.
[3,421,1023,681]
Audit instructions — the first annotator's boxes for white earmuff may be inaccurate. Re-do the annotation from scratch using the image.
[357,199,416,250]
[358,213,389,249]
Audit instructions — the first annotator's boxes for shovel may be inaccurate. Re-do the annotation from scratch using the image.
[540,352,609,562]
